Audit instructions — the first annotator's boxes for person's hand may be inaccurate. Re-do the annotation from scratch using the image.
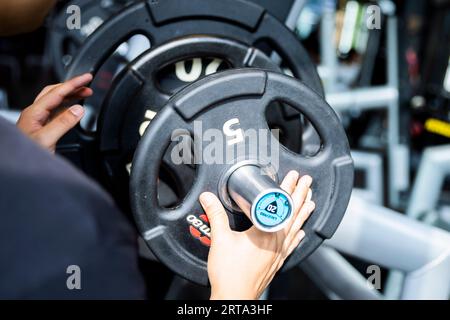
[16,73,93,152]
[199,171,314,300]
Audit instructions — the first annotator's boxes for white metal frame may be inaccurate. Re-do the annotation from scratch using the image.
[327,195,450,300]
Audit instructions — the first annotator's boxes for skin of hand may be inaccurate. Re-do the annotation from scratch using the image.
[16,73,93,153]
[199,170,315,300]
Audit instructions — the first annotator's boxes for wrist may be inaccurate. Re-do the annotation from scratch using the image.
[210,287,257,300]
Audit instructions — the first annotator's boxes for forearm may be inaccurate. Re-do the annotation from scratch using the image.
[0,0,57,36]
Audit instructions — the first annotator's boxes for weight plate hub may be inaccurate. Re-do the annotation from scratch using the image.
[98,36,303,206]
[130,69,354,285]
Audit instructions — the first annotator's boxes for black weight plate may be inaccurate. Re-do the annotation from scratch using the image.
[65,0,323,94]
[98,36,304,208]
[47,0,131,79]
[130,69,354,285]
[58,0,324,199]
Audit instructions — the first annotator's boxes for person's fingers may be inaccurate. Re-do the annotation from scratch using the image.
[31,73,93,112]
[34,84,60,102]
[283,201,314,251]
[64,87,93,102]
[35,83,92,103]
[285,230,306,258]
[291,175,312,214]
[37,105,84,148]
[290,201,315,236]
[279,170,299,194]
[282,176,312,236]
[199,192,231,239]
[306,188,312,203]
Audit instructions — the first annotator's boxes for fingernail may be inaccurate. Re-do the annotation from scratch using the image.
[289,170,299,180]
[76,73,93,83]
[70,105,84,117]
[302,175,313,187]
[306,189,312,202]
[199,192,215,205]
[308,201,316,211]
[299,230,306,240]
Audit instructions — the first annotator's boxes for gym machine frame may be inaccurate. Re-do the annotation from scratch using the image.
[385,144,450,299]
[319,1,407,208]
[299,1,450,300]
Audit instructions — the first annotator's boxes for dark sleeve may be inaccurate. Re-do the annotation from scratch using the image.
[0,118,146,299]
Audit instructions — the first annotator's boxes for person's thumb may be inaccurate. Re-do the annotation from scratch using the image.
[38,105,84,151]
[199,192,231,239]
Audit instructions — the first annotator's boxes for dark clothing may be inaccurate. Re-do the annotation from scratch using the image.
[0,117,145,299]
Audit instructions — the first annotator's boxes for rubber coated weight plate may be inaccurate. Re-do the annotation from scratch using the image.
[98,36,303,207]
[130,69,354,285]
[59,0,323,195]
[47,0,131,79]
[65,0,323,95]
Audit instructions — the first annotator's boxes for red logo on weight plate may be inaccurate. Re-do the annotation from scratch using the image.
[186,214,211,247]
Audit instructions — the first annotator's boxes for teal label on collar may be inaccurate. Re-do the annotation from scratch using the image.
[254,192,292,228]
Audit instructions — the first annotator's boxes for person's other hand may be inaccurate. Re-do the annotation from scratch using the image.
[199,171,314,300]
[17,73,93,152]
